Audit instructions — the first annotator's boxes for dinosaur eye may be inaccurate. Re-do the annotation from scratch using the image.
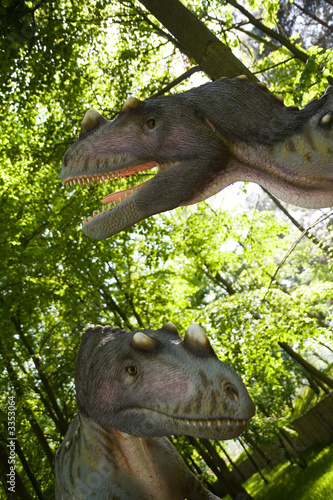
[146,118,156,129]
[126,365,138,376]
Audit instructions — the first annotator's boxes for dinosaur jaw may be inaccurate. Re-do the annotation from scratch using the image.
[109,407,254,440]
[62,156,219,239]
[62,161,160,221]
[62,160,179,232]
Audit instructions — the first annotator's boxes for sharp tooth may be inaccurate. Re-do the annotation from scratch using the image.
[227,419,232,425]
[207,420,211,427]
[93,210,99,217]
[217,419,222,425]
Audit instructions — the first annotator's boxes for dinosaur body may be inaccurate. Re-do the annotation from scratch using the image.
[54,322,255,499]
[61,77,333,239]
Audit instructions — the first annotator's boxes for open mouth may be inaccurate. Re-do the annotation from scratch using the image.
[63,162,159,225]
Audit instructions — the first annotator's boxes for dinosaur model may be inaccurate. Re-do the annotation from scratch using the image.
[61,76,333,240]
[54,322,255,499]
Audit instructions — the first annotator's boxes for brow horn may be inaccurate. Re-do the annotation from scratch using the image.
[80,109,107,137]
[183,324,216,357]
[131,332,160,352]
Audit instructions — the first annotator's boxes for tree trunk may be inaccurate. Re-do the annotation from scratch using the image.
[238,437,269,484]
[279,342,333,389]
[195,439,253,500]
[0,428,45,500]
[10,316,68,434]
[0,440,34,500]
[2,353,55,468]
[218,442,246,482]
[138,0,256,81]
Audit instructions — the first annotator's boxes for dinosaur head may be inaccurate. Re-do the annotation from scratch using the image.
[61,89,229,240]
[61,79,333,239]
[75,323,255,440]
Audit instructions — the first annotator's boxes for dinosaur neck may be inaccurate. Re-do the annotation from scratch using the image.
[63,413,189,500]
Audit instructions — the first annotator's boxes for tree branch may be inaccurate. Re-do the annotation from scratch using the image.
[138,0,256,81]
[263,209,333,299]
[10,316,68,434]
[224,0,309,63]
[150,66,202,97]
[293,2,333,33]
[279,342,333,389]
[261,187,333,255]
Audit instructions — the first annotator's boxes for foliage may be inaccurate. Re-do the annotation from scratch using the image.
[1,0,333,498]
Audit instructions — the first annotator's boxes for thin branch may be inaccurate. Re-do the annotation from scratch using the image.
[98,284,137,329]
[234,25,280,51]
[10,315,68,434]
[264,209,333,299]
[262,187,333,255]
[205,13,280,51]
[224,0,309,63]
[150,66,201,97]
[293,2,333,33]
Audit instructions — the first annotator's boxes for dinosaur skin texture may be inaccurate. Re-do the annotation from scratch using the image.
[61,77,333,240]
[54,322,255,499]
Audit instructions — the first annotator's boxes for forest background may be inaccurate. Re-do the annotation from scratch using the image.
[1,0,333,498]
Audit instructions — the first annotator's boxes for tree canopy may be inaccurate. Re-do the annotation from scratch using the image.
[1,0,333,498]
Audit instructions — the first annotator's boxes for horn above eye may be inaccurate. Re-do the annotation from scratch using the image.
[80,109,107,137]
[183,324,216,358]
[121,96,143,112]
[131,332,160,352]
[162,321,178,333]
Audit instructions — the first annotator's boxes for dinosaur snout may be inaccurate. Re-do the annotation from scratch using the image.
[222,381,239,403]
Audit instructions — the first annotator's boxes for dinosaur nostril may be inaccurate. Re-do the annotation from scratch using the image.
[223,382,239,403]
